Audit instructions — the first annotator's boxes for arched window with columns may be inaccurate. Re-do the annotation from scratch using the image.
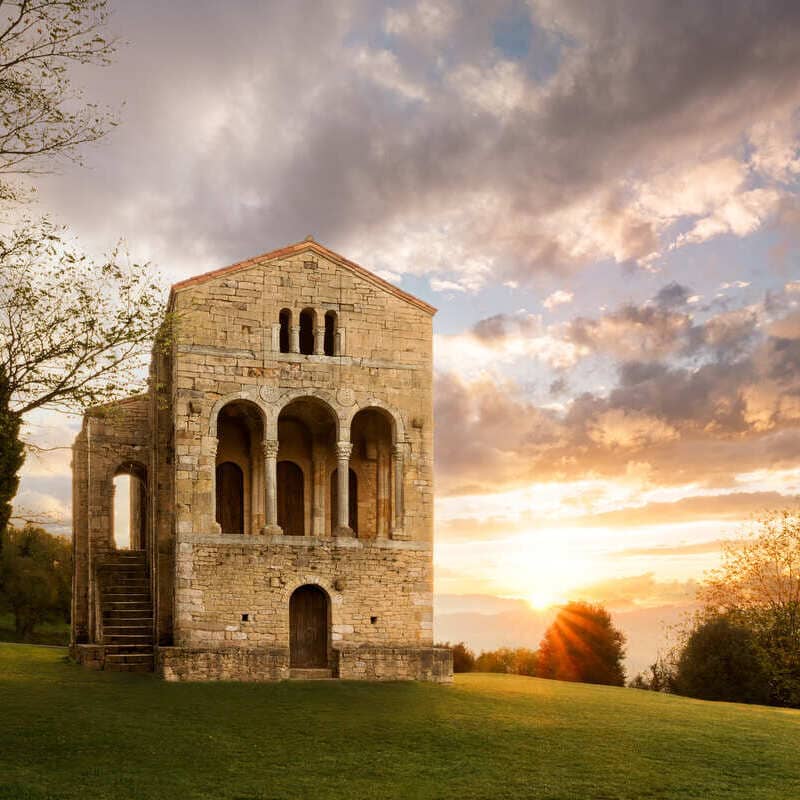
[299,308,315,355]
[324,311,337,356]
[215,400,265,535]
[279,308,291,353]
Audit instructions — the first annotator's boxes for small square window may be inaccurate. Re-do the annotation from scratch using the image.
[241,613,249,622]
[370,616,378,624]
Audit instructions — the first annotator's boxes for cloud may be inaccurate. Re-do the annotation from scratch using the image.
[29,0,800,290]
[575,573,698,611]
[543,289,574,309]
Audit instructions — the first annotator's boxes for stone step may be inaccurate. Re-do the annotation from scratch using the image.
[103,633,153,647]
[104,644,154,654]
[105,662,153,673]
[103,624,151,633]
[103,612,152,621]
[289,668,334,680]
[102,602,152,609]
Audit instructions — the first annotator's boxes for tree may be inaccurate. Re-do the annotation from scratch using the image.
[697,510,800,706]
[0,0,116,203]
[673,614,771,704]
[473,647,538,676]
[628,656,676,693]
[0,524,71,638]
[0,220,166,550]
[450,642,476,673]
[536,601,626,686]
[0,0,126,553]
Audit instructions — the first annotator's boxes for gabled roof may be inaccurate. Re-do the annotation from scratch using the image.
[169,238,437,315]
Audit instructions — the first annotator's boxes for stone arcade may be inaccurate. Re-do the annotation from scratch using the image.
[70,238,452,682]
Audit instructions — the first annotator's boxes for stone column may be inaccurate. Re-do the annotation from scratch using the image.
[210,438,222,534]
[311,443,326,537]
[261,440,282,535]
[314,325,325,356]
[290,326,300,354]
[334,441,354,537]
[392,443,407,539]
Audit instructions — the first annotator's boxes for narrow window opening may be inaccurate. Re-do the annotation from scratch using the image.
[370,616,378,625]
[279,308,291,353]
[324,311,337,356]
[241,613,249,622]
[299,308,315,355]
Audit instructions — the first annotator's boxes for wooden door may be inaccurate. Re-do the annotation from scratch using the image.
[277,461,305,536]
[216,462,244,534]
[290,585,328,667]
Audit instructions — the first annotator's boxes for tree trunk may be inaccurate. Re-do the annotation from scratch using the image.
[0,368,25,556]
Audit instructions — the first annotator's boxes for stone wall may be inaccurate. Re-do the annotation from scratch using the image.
[156,646,452,683]
[337,646,453,683]
[174,534,433,649]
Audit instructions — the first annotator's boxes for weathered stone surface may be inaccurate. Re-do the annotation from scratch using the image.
[71,239,452,683]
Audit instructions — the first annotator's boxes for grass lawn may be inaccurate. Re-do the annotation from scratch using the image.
[0,644,798,800]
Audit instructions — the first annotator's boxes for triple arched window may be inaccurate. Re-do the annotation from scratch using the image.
[278,308,337,356]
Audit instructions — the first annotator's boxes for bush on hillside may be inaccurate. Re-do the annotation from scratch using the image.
[673,614,771,705]
[436,641,476,672]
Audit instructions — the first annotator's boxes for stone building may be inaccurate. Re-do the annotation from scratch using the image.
[70,238,452,682]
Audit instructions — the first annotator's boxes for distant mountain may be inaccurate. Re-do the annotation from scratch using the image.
[434,594,699,677]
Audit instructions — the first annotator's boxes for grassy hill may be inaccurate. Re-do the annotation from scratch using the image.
[0,644,798,800]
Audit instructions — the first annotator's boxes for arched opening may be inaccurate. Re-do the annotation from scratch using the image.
[350,408,394,539]
[216,401,265,535]
[277,461,305,536]
[330,468,358,535]
[299,308,315,355]
[279,308,291,353]
[324,311,337,356]
[278,397,337,537]
[112,462,147,550]
[290,584,329,668]
[216,462,244,534]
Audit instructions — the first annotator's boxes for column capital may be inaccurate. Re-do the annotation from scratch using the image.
[336,441,353,460]
[263,440,279,459]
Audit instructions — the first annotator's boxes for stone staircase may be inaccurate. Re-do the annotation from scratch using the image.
[289,668,334,680]
[99,551,154,672]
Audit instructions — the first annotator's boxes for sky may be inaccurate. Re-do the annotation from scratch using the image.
[14,0,800,662]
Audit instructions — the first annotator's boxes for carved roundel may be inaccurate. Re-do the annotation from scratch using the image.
[259,385,282,404]
[337,387,355,407]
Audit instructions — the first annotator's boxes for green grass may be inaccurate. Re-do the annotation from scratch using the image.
[0,614,69,646]
[0,645,798,800]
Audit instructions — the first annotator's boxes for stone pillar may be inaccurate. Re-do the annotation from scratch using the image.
[311,443,326,537]
[377,444,389,539]
[261,440,282,535]
[392,443,407,539]
[314,325,325,356]
[334,441,354,537]
[210,438,222,534]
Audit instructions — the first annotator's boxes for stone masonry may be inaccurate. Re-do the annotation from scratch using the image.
[70,238,453,683]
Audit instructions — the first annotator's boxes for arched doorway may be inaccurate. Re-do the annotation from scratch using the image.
[277,461,305,536]
[112,462,147,550]
[289,585,329,668]
[216,462,244,534]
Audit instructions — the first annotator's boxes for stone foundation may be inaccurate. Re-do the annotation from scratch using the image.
[337,645,453,683]
[157,646,290,681]
[155,645,452,683]
[71,644,105,670]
